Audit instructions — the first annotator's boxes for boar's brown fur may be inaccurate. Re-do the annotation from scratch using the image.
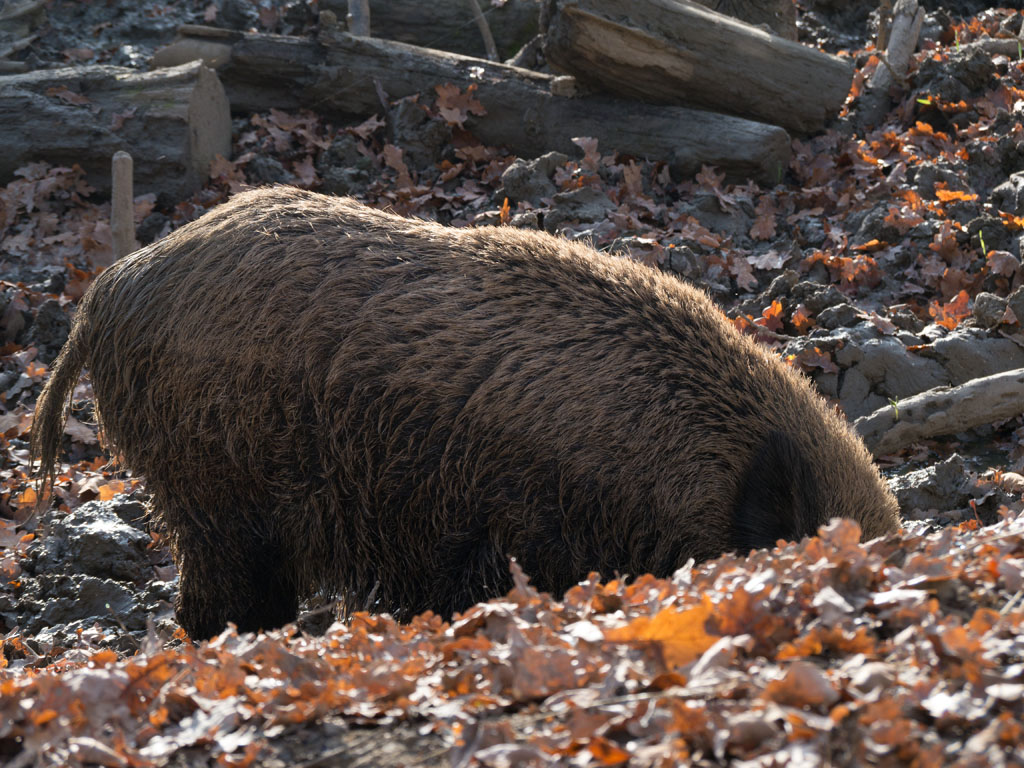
[32,186,900,639]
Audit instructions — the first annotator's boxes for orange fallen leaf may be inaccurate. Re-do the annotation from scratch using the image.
[604,597,718,668]
[791,304,814,333]
[934,182,978,203]
[763,660,839,708]
[928,289,971,330]
[753,300,784,333]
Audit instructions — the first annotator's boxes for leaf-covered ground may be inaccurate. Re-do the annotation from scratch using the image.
[3,1,1024,765]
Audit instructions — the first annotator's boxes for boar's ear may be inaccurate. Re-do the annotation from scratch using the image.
[730,430,819,554]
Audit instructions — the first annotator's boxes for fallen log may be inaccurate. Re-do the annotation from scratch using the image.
[694,0,796,40]
[0,61,231,197]
[853,368,1024,456]
[157,24,790,184]
[543,0,854,134]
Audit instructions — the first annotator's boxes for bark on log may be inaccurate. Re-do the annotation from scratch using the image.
[853,368,1024,456]
[164,25,790,184]
[321,0,541,60]
[0,61,231,198]
[694,0,796,40]
[543,0,854,134]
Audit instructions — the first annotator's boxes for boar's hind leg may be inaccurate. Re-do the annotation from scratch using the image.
[173,516,299,640]
[730,430,820,554]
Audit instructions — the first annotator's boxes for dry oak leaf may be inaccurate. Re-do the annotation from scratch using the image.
[729,256,758,292]
[747,249,787,271]
[754,300,784,333]
[934,182,978,203]
[435,83,487,128]
[763,660,839,709]
[382,144,413,189]
[791,303,814,333]
[986,250,1019,277]
[604,596,719,668]
[749,213,777,241]
[865,311,897,335]
[350,114,385,140]
[292,156,318,188]
[788,347,839,374]
[45,86,90,106]
[929,289,971,330]
[571,136,601,172]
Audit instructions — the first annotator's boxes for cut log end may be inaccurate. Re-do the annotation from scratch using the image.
[187,65,232,189]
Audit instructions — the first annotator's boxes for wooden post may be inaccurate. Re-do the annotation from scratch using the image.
[860,0,924,127]
[468,0,500,61]
[347,0,371,36]
[868,0,924,91]
[111,151,136,259]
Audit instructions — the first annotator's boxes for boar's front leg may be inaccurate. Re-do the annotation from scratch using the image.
[171,513,300,640]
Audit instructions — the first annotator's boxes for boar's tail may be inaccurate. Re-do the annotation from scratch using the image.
[30,315,90,503]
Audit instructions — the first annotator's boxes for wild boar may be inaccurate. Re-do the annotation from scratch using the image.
[32,186,900,639]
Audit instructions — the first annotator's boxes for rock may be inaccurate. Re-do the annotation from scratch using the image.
[388,98,451,169]
[321,167,370,197]
[973,292,1008,329]
[32,574,142,631]
[544,186,616,233]
[890,308,925,333]
[667,244,703,282]
[907,162,963,200]
[890,454,971,517]
[25,299,70,363]
[929,329,1024,384]
[500,151,568,204]
[791,281,846,315]
[849,337,949,399]
[853,202,900,245]
[989,172,1024,215]
[316,133,371,173]
[915,47,996,103]
[967,215,1014,255]
[681,192,753,243]
[6,498,175,652]
[838,367,886,420]
[796,216,827,248]
[247,155,292,185]
[1008,286,1024,324]
[31,500,152,584]
[848,661,895,694]
[218,0,261,30]
[509,211,539,229]
[137,211,170,245]
[818,302,860,329]
[764,270,799,302]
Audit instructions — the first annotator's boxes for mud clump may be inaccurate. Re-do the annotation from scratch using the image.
[1,499,175,652]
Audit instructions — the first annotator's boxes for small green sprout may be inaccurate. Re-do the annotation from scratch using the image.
[889,398,900,421]
[979,230,987,256]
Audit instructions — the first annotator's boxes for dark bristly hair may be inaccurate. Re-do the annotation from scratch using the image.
[31,186,900,639]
